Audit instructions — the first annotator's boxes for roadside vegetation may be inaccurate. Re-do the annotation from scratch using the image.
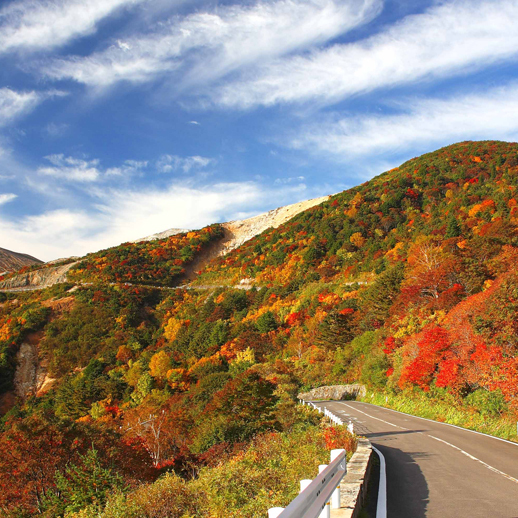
[1,141,518,515]
[365,389,518,443]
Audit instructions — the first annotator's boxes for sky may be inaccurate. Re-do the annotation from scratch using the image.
[1,0,518,261]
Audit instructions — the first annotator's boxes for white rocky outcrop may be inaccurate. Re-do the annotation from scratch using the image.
[219,195,330,255]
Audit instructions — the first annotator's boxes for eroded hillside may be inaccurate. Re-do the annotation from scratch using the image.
[0,247,43,274]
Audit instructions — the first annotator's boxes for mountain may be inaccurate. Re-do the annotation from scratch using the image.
[0,195,329,291]
[0,246,43,274]
[1,140,518,516]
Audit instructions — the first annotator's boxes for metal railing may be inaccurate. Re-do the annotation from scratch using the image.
[268,449,346,518]
[268,401,355,518]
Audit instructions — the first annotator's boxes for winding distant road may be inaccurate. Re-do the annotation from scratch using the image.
[313,401,518,518]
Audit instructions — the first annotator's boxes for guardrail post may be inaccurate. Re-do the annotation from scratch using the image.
[268,508,284,517]
[330,449,346,508]
[318,465,331,518]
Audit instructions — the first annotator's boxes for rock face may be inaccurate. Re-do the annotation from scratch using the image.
[298,384,367,401]
[13,340,55,400]
[220,195,330,256]
[132,228,189,243]
[0,262,77,291]
[0,246,43,273]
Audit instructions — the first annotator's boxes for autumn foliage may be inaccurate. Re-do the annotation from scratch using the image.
[2,141,518,515]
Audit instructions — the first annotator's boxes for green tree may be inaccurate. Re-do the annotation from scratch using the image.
[256,311,278,334]
[43,447,124,515]
[445,216,462,238]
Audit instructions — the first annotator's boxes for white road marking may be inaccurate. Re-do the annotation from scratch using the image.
[340,402,518,485]
[372,446,387,518]
[341,403,408,430]
[427,435,518,484]
[360,402,518,447]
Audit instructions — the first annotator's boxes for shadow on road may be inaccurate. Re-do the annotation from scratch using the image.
[366,429,427,439]
[373,444,429,518]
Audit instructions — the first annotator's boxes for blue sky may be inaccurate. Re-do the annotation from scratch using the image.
[1,0,518,261]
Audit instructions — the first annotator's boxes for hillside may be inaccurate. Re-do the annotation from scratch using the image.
[0,247,42,274]
[0,196,328,291]
[1,140,518,516]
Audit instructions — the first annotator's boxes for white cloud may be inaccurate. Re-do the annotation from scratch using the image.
[156,154,214,173]
[37,155,151,182]
[0,87,41,126]
[290,84,518,159]
[41,0,381,88]
[212,0,518,108]
[44,122,69,137]
[274,176,305,184]
[106,159,148,176]
[0,88,67,132]
[0,193,17,205]
[0,0,145,53]
[0,179,314,261]
[38,154,102,182]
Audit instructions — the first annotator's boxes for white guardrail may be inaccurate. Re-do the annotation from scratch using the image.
[267,400,354,518]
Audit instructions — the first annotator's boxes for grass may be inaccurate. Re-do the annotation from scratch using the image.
[362,389,518,443]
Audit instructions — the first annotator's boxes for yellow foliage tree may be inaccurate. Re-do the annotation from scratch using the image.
[164,318,183,341]
[149,350,172,380]
[350,232,366,248]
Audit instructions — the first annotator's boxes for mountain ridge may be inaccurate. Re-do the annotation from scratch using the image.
[0,246,43,274]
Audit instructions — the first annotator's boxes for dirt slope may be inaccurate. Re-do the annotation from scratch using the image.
[0,262,77,291]
[220,195,330,255]
[0,247,43,273]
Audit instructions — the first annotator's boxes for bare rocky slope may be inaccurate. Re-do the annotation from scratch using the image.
[132,228,189,243]
[219,195,330,255]
[0,195,329,291]
[175,195,330,283]
[0,262,77,291]
[0,246,43,274]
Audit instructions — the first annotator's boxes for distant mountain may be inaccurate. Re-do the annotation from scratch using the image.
[132,228,190,243]
[0,246,43,274]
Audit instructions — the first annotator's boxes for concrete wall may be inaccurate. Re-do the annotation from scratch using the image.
[299,384,367,401]
[331,438,373,518]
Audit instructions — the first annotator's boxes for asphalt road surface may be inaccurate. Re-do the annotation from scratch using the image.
[312,400,518,518]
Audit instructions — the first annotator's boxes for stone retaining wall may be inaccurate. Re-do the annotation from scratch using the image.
[298,384,366,401]
[331,437,373,518]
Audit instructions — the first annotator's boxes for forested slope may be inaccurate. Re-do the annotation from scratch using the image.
[1,140,518,516]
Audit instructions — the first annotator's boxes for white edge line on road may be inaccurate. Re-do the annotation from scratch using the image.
[359,401,518,447]
[428,434,518,484]
[372,446,387,518]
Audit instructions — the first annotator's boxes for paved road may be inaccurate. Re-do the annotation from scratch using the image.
[312,401,518,518]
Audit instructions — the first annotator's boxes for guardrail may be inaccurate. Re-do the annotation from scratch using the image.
[268,448,346,518]
[300,399,355,433]
[267,401,354,518]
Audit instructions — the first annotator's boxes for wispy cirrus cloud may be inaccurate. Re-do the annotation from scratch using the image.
[37,153,214,183]
[0,0,145,54]
[0,193,17,205]
[156,154,214,173]
[290,84,518,159]
[0,87,65,127]
[211,0,518,109]
[106,159,148,177]
[38,154,103,182]
[41,0,381,89]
